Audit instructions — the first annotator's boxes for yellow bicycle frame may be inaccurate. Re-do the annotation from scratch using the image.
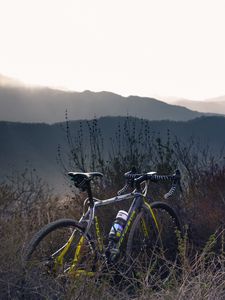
[54,234,75,271]
[53,197,162,276]
[69,216,103,276]
[53,216,103,277]
[144,198,160,233]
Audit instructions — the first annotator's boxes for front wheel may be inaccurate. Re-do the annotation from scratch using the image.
[126,202,182,283]
[23,219,96,278]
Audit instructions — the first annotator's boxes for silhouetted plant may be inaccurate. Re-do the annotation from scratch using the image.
[2,115,225,299]
[56,114,225,246]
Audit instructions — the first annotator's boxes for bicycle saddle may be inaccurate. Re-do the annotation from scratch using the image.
[68,172,103,189]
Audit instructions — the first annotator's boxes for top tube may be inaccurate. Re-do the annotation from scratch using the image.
[94,192,134,208]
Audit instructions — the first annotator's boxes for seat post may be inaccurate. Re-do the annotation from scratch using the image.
[86,182,94,207]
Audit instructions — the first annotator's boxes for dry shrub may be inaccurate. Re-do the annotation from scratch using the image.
[179,165,225,248]
[0,170,82,299]
[1,130,225,298]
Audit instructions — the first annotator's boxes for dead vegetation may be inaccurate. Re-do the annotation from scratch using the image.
[1,118,225,299]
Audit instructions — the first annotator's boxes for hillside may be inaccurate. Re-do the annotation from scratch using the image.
[171,97,225,115]
[0,116,225,193]
[0,84,210,123]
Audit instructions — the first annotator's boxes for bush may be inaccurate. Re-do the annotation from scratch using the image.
[1,116,225,298]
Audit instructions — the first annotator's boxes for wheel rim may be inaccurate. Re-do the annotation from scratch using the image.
[26,225,95,277]
[126,204,180,281]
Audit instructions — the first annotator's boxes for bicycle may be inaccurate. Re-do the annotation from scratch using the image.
[23,169,182,283]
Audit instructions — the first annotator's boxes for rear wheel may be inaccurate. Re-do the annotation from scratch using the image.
[24,219,96,278]
[126,202,181,284]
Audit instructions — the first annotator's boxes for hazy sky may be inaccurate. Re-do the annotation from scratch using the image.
[0,0,225,100]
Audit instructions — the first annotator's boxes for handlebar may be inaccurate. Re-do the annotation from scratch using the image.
[117,169,181,199]
[117,168,141,195]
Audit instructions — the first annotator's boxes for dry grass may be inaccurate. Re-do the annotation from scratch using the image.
[1,167,225,300]
[1,199,225,300]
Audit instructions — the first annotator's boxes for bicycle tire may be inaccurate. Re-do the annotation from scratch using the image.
[126,201,181,281]
[23,218,96,277]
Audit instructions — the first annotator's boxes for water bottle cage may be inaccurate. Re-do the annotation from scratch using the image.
[116,231,121,238]
[110,223,123,239]
[107,210,128,262]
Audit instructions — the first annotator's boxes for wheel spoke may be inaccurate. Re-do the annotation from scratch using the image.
[126,202,181,281]
[24,219,95,278]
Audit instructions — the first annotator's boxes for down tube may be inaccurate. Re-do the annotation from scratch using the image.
[117,194,143,250]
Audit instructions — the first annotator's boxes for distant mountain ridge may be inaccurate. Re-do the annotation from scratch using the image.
[171,97,225,115]
[0,74,216,123]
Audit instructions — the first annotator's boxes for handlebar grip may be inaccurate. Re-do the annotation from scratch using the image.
[117,184,129,196]
[163,170,181,199]
[152,170,180,181]
[164,183,177,199]
[124,172,142,180]
[149,174,172,181]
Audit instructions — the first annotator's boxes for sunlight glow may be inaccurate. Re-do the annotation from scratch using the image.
[0,0,225,100]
